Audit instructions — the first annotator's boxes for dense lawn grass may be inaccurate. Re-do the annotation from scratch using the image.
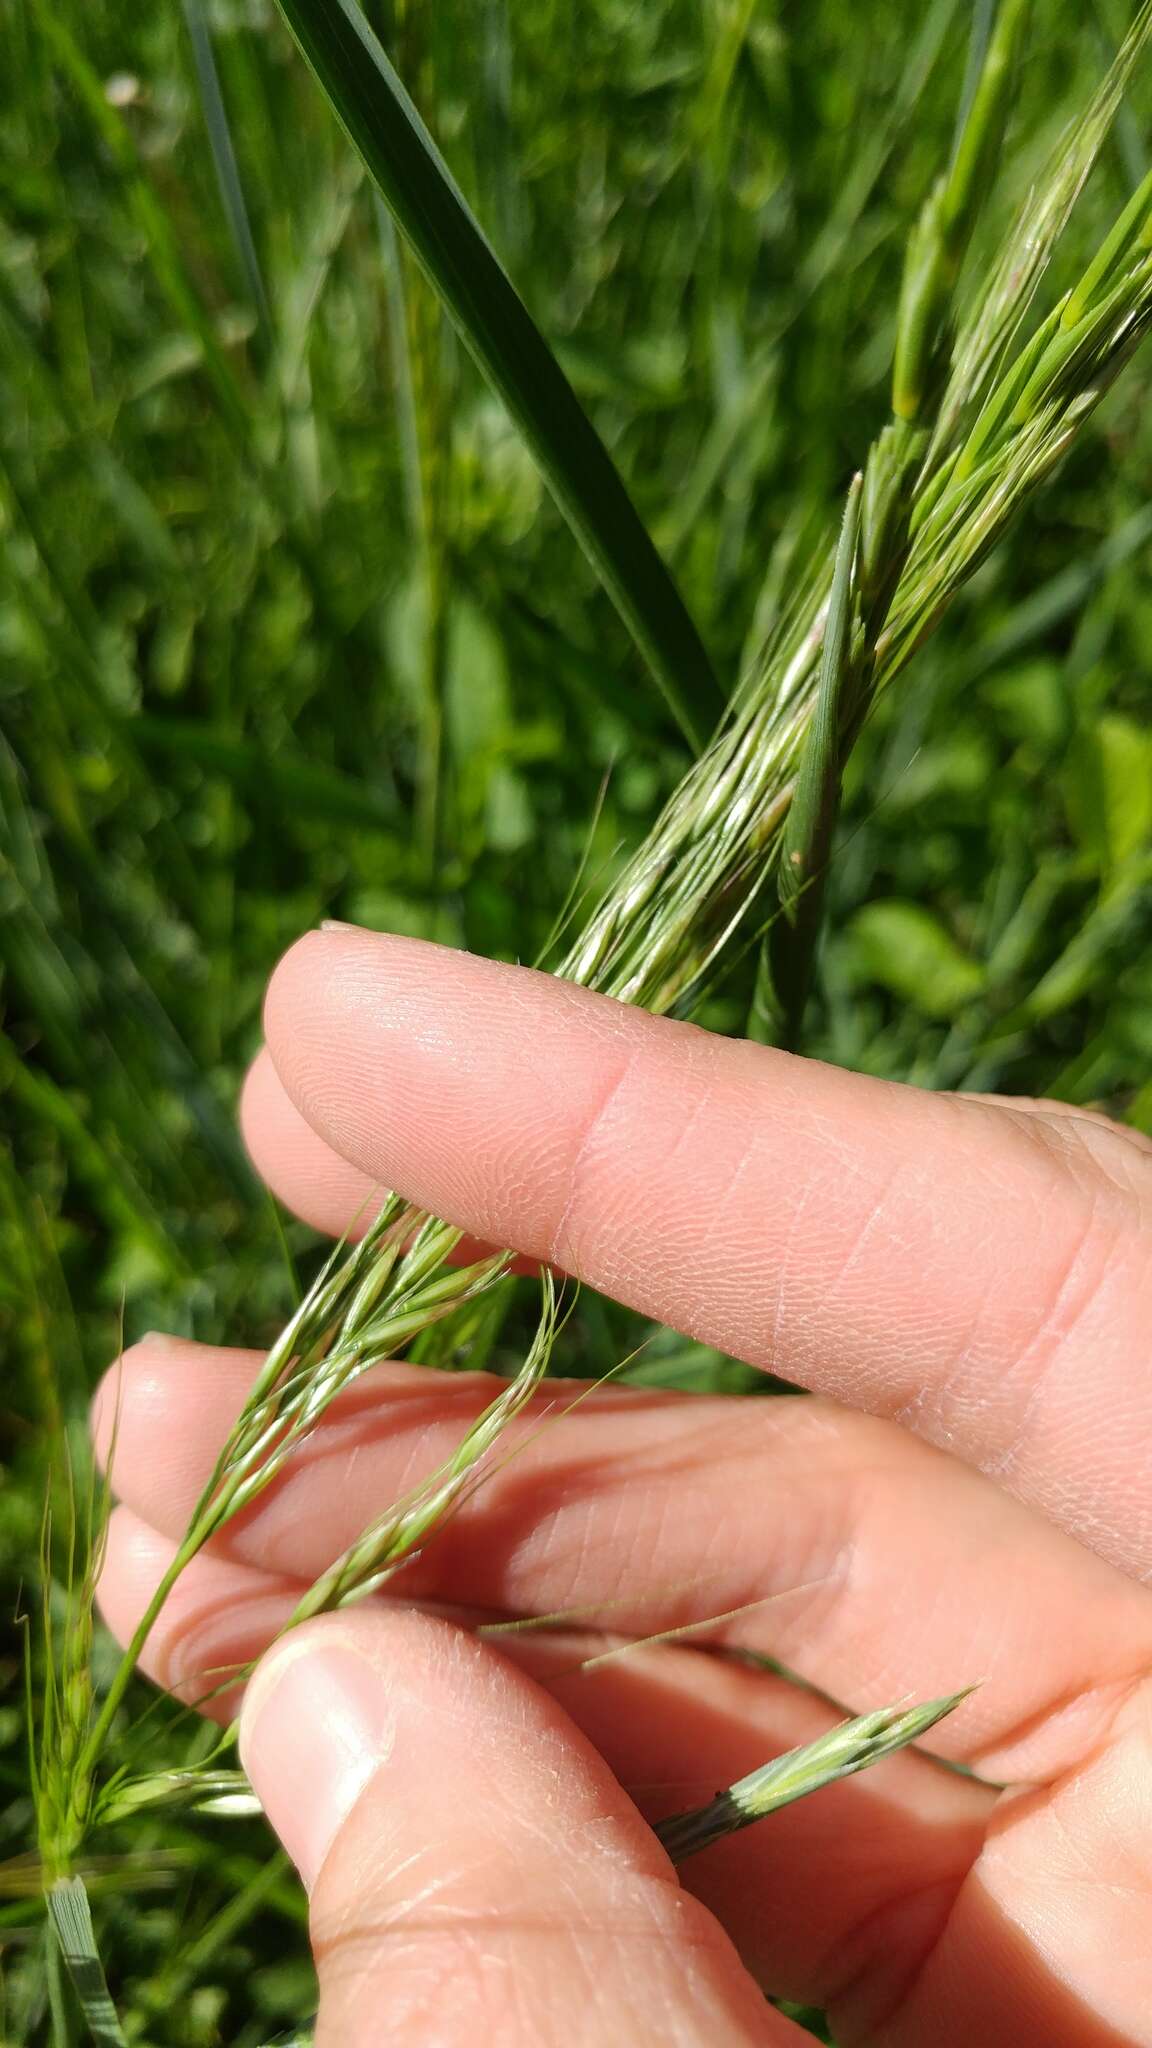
[3,3,1152,2039]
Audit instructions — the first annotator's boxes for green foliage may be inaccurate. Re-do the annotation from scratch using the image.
[3,2,1152,2040]
[842,899,986,1017]
[270,0,724,747]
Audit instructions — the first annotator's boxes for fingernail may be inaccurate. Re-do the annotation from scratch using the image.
[318,919,362,933]
[239,1629,391,1889]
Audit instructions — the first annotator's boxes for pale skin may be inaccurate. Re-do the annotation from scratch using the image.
[93,927,1152,2046]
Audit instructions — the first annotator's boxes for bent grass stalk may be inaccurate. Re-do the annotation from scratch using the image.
[44,6,1152,2002]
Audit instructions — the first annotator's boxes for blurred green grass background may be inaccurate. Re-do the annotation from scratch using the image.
[3,1,1152,2038]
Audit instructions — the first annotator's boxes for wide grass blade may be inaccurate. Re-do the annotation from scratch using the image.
[268,0,724,750]
[47,1878,126,2046]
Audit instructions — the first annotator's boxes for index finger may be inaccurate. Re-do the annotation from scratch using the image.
[262,927,1152,1577]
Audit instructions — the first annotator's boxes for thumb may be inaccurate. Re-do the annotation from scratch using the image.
[239,1609,785,2046]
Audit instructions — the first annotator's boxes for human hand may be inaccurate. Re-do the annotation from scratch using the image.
[95,928,1152,2045]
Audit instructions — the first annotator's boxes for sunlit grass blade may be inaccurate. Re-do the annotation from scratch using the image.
[180,0,271,332]
[268,0,723,750]
[891,0,1030,425]
[951,0,997,148]
[46,1877,126,2046]
[930,0,1152,454]
[655,1691,971,1862]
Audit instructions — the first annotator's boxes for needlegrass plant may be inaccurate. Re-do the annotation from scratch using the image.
[5,3,1152,2041]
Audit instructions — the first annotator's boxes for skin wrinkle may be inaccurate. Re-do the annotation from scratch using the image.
[927,1174,1143,1527]
[795,1158,912,1334]
[547,1045,643,1270]
[1015,1102,1152,1209]
[657,1060,737,1187]
[1046,1802,1118,1894]
[318,1924,754,2048]
[564,1064,735,1292]
[741,1113,919,1377]
[846,1133,1102,1450]
[765,1148,987,1407]
[970,1095,1152,1160]
[825,1870,972,2043]
[747,1133,821,1377]
[886,1160,1059,1445]
[980,1189,1128,1489]
[315,1896,761,1975]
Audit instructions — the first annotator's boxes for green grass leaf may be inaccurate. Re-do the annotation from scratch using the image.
[268,0,724,750]
[845,900,985,1017]
[47,1879,126,2046]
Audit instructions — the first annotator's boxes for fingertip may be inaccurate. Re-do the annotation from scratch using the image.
[261,927,346,1099]
[98,1504,298,1717]
[239,1612,411,1888]
[240,1044,383,1238]
[91,1334,261,1516]
[237,1042,277,1156]
[257,926,649,1259]
[261,927,427,1161]
[242,1607,773,2043]
[91,1333,187,1474]
[262,924,421,1080]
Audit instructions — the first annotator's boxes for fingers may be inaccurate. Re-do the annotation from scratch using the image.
[864,1675,1152,2048]
[240,1048,530,1270]
[259,928,1152,1576]
[237,1608,792,2046]
[98,1505,988,2010]
[240,1047,382,1240]
[100,1512,1152,2043]
[94,1338,1152,1784]
[96,1505,302,1720]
